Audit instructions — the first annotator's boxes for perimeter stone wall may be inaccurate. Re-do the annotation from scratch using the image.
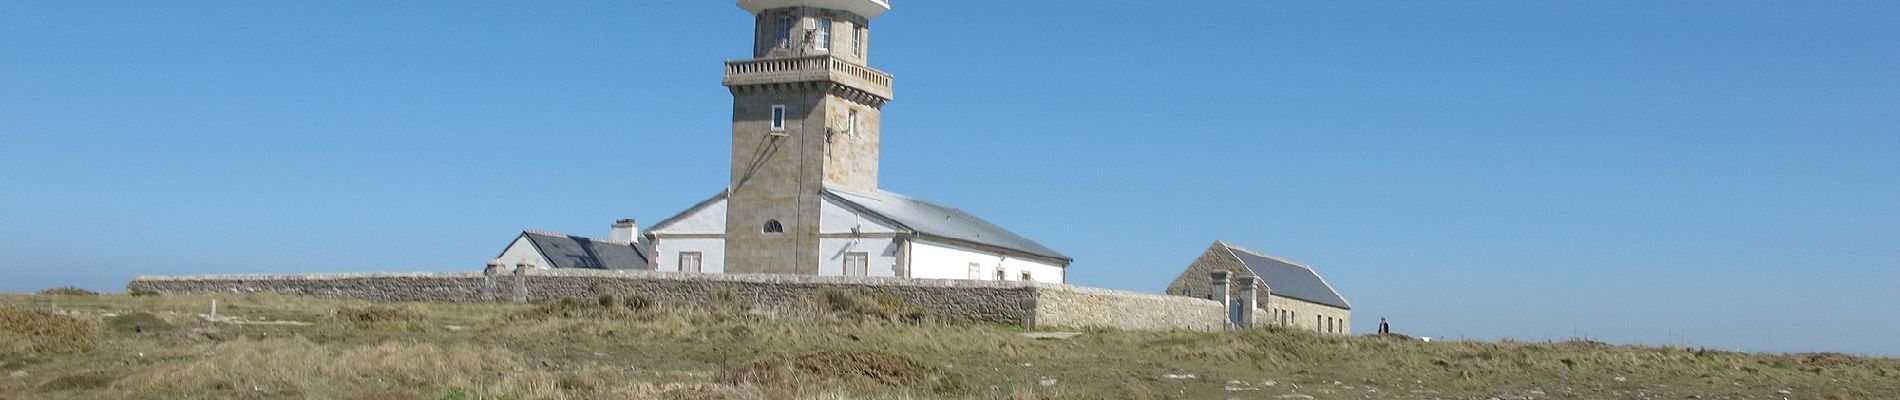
[127,270,1224,331]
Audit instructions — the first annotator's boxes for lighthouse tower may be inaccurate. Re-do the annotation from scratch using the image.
[722,0,895,274]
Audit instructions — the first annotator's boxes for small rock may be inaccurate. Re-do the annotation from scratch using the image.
[1162,373,1197,380]
[9,370,25,378]
[1038,377,1057,387]
[593,352,608,357]
[1022,362,1032,367]
[1273,394,1314,400]
[1614,376,1628,382]
[1262,379,1278,387]
[1777,389,1792,395]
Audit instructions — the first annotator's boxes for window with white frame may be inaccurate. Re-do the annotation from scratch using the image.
[844,252,868,277]
[816,18,833,51]
[679,252,702,273]
[847,110,859,135]
[770,105,786,132]
[967,263,981,280]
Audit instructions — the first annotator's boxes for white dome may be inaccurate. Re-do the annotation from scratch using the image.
[738,0,890,20]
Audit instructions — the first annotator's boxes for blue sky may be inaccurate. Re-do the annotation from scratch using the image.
[3,1,1896,355]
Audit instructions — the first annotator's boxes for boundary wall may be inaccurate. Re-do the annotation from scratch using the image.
[127,270,1226,331]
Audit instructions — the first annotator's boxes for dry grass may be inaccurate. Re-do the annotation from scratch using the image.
[34,287,97,297]
[725,349,969,395]
[0,307,98,355]
[1,293,1896,400]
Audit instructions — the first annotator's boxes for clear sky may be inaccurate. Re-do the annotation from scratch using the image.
[3,1,1896,356]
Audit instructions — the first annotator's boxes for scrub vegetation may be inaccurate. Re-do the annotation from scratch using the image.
[0,291,1894,399]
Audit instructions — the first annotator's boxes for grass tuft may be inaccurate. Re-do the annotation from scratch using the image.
[817,290,923,322]
[36,372,115,392]
[0,307,98,355]
[724,349,969,395]
[36,287,97,296]
[104,312,174,334]
[329,305,426,331]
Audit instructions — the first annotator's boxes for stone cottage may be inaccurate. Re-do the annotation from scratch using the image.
[1167,241,1352,334]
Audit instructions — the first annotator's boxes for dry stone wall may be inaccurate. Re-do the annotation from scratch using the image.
[128,270,1223,331]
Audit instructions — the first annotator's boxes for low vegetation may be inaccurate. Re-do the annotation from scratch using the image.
[0,290,1894,399]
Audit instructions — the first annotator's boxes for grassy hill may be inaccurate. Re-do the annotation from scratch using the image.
[1,291,1893,399]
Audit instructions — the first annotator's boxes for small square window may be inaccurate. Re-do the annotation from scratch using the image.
[770,105,787,132]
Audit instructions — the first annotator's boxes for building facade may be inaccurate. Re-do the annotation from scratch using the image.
[1166,241,1352,334]
[646,0,1070,282]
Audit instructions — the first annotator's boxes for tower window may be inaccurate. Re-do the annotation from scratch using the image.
[763,220,784,234]
[847,110,859,135]
[817,18,833,51]
[852,25,864,57]
[770,105,786,131]
[776,17,791,48]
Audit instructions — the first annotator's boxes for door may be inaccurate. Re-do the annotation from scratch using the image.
[1229,299,1246,327]
[844,252,868,277]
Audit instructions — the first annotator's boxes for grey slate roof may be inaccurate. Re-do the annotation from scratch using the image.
[522,232,649,270]
[1224,244,1350,309]
[825,186,1071,263]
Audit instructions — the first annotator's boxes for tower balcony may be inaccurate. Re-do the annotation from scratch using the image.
[723,55,893,101]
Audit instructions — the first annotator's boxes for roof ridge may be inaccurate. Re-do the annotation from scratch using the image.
[1219,241,1316,271]
[523,229,634,247]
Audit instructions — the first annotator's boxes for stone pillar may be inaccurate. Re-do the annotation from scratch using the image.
[482,260,501,302]
[1210,271,1231,330]
[512,262,530,304]
[1236,276,1259,329]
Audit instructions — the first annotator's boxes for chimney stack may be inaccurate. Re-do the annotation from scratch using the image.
[611,219,638,244]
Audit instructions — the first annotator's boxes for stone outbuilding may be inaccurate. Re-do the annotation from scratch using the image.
[1166,241,1352,334]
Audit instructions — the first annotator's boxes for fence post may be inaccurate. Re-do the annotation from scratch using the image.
[1210,271,1231,331]
[512,262,530,304]
[483,260,501,302]
[1236,276,1258,329]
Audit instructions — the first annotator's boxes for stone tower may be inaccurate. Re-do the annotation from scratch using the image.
[723,0,894,274]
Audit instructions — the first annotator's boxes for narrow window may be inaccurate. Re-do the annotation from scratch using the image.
[847,110,859,135]
[816,18,833,51]
[679,252,703,273]
[763,219,784,234]
[967,263,982,280]
[776,17,792,48]
[852,25,864,57]
[770,105,787,132]
[844,252,868,277]
[994,268,1006,281]
[1020,271,1032,282]
[1317,316,1323,332]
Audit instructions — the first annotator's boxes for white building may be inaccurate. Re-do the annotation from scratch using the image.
[647,186,1071,283]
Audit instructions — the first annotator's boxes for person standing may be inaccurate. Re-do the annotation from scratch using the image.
[1378,317,1390,334]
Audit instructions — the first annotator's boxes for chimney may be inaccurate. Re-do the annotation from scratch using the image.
[611,219,638,244]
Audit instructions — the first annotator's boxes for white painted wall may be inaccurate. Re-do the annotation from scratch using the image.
[650,197,729,273]
[653,237,726,274]
[906,239,1065,283]
[820,199,899,234]
[495,236,553,271]
[649,198,727,234]
[817,237,899,277]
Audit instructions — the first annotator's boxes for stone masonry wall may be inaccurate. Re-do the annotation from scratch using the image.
[127,270,1225,331]
[1034,285,1226,332]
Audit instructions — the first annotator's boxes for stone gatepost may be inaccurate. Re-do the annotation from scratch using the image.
[483,260,502,302]
[1236,276,1259,329]
[512,262,530,304]
[1211,271,1232,330]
